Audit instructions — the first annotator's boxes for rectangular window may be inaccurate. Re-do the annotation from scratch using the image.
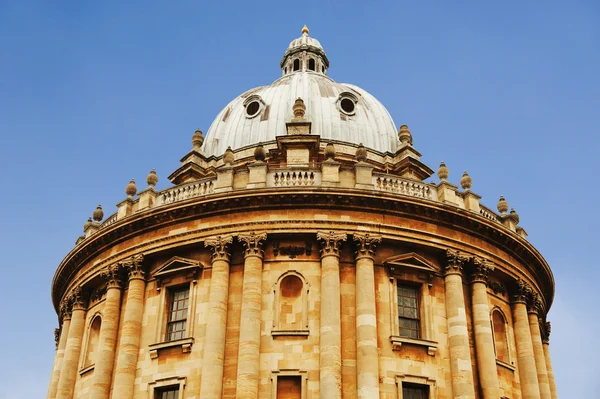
[402,383,429,399]
[167,287,189,341]
[277,375,301,399]
[155,385,179,399]
[397,283,420,339]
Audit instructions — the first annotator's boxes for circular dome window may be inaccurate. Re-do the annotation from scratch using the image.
[340,98,355,114]
[246,101,261,117]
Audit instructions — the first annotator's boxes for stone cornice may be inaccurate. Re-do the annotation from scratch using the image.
[51,187,554,314]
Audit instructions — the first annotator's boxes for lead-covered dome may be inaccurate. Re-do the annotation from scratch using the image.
[202,27,399,157]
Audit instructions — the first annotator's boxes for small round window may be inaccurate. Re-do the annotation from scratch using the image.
[340,98,355,115]
[246,101,261,117]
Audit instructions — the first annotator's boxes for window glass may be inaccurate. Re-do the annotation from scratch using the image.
[167,287,189,341]
[156,385,179,399]
[398,283,420,339]
[402,383,428,399]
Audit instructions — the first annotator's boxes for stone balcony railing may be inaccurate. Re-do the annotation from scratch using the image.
[84,165,525,242]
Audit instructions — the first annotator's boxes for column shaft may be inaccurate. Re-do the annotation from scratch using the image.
[112,277,146,398]
[235,254,263,399]
[471,280,500,399]
[47,317,71,399]
[512,301,540,399]
[200,257,231,399]
[528,312,551,399]
[355,256,379,399]
[444,272,476,399]
[320,253,342,399]
[90,284,122,399]
[56,307,86,399]
[543,343,558,399]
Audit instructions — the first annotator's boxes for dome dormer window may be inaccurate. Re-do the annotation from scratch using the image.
[337,92,358,116]
[244,95,265,119]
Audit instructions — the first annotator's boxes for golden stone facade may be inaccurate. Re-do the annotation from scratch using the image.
[47,28,557,399]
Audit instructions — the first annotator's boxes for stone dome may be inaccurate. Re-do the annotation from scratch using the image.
[202,28,399,157]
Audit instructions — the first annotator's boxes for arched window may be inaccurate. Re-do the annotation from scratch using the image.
[308,59,315,71]
[85,315,102,367]
[491,309,510,363]
[272,271,309,335]
[293,59,300,71]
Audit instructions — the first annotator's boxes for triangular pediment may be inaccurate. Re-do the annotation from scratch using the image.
[153,256,203,279]
[383,252,439,274]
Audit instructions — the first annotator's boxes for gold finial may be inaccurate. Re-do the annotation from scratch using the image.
[302,25,309,35]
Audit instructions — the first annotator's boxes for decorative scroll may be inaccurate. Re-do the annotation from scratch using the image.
[238,231,267,258]
[316,231,346,258]
[205,235,233,262]
[353,233,381,260]
[272,241,312,259]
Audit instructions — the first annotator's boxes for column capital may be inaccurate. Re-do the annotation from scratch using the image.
[59,298,72,321]
[317,231,347,258]
[238,231,267,259]
[102,263,123,289]
[527,293,543,316]
[445,249,469,277]
[205,234,234,262]
[511,278,532,304]
[352,232,381,260]
[121,253,145,281]
[54,328,60,350]
[69,285,87,311]
[469,257,494,285]
[542,321,551,344]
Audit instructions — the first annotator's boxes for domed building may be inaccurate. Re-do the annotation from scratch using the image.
[47,27,558,399]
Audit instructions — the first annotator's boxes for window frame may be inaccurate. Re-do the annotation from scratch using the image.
[490,306,515,370]
[166,286,190,342]
[148,376,186,399]
[397,283,421,339]
[271,270,310,336]
[270,369,307,399]
[395,374,436,399]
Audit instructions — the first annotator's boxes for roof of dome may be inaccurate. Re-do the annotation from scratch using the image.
[201,28,399,157]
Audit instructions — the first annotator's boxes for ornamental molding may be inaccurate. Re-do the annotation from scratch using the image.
[205,235,233,262]
[51,190,553,313]
[316,231,346,258]
[353,232,381,260]
[272,241,312,259]
[383,252,438,286]
[238,231,267,258]
[152,256,203,291]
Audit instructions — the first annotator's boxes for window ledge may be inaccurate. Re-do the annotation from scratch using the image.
[271,329,310,337]
[390,336,438,356]
[496,359,515,371]
[149,337,194,359]
[79,364,95,376]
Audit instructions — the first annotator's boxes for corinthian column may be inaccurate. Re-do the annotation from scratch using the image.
[113,254,146,398]
[236,232,267,399]
[528,297,551,399]
[317,231,346,399]
[90,264,123,399]
[353,232,381,399]
[542,322,558,399]
[56,287,87,399]
[469,258,500,399]
[200,235,233,399]
[47,302,72,399]
[444,250,476,399]
[512,280,540,399]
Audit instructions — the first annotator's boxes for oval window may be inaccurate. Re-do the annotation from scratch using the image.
[340,98,355,114]
[246,101,261,117]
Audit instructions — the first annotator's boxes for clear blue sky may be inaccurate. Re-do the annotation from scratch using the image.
[1,1,598,397]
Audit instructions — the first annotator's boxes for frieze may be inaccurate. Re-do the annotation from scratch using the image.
[51,190,553,313]
[89,285,107,303]
[272,241,312,259]
[488,281,507,295]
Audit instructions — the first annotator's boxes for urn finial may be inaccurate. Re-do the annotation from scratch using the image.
[437,162,449,181]
[398,124,412,145]
[355,143,367,162]
[146,169,158,187]
[254,144,266,161]
[324,143,336,160]
[84,217,92,231]
[509,208,520,225]
[293,97,306,119]
[460,171,472,190]
[92,205,104,222]
[497,196,509,215]
[223,146,234,165]
[126,179,137,198]
[192,128,204,150]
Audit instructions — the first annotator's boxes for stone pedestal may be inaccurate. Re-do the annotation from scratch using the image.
[353,233,381,399]
[470,260,500,399]
[444,251,476,399]
[47,312,71,399]
[113,255,146,399]
[512,281,541,399]
[317,231,346,399]
[528,309,551,399]
[90,266,122,399]
[56,288,86,399]
[236,232,266,399]
[200,235,233,399]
